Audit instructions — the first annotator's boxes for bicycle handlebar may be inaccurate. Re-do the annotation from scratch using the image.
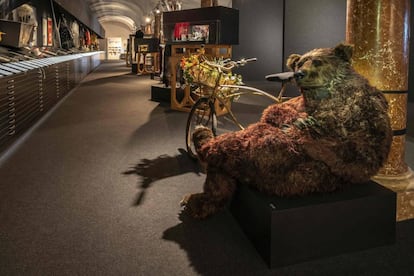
[265,72,294,82]
[203,57,257,72]
[237,57,257,65]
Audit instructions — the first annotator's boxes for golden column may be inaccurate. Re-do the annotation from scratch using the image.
[346,0,413,220]
[154,12,161,40]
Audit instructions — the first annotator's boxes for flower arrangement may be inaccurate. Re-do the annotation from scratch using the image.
[180,52,243,94]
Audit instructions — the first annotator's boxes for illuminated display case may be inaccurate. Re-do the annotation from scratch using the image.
[162,6,239,45]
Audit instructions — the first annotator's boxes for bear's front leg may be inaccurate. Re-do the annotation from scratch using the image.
[181,168,236,219]
[260,96,304,126]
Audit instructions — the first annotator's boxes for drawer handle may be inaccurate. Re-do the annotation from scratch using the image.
[8,102,15,107]
[9,107,15,113]
[7,85,14,90]
[7,79,14,84]
[8,130,15,136]
[8,125,15,130]
[9,119,15,124]
[7,90,14,95]
[8,96,14,101]
[9,113,15,119]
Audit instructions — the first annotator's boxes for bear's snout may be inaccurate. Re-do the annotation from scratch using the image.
[294,70,305,80]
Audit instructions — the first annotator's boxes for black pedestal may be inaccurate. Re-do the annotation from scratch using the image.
[229,181,396,268]
[132,63,138,74]
[150,85,184,103]
[151,84,171,102]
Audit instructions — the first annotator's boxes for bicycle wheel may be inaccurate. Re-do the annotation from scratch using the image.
[185,97,217,159]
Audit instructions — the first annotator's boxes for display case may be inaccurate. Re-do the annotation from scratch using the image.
[132,38,160,75]
[134,38,159,53]
[163,6,239,45]
[0,52,103,154]
[0,20,34,48]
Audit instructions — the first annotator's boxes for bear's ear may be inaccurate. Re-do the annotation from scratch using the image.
[334,43,353,62]
[286,54,301,71]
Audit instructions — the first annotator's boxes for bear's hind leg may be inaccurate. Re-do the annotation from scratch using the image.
[283,161,341,195]
[193,126,214,158]
[181,168,236,219]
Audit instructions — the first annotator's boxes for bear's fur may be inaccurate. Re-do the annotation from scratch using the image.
[181,44,392,219]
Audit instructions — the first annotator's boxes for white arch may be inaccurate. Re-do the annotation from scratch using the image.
[98,15,137,32]
[88,0,149,27]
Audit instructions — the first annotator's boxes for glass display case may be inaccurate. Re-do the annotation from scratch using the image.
[163,6,239,45]
[0,52,103,154]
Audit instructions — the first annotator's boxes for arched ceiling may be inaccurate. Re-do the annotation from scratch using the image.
[87,0,232,33]
[87,0,198,32]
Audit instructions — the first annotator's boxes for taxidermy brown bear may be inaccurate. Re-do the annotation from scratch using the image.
[181,43,392,219]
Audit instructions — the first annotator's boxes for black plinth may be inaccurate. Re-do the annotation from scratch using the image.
[132,63,138,74]
[151,84,171,103]
[151,84,184,103]
[229,181,396,268]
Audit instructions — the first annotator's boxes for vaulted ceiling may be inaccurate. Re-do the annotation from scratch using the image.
[86,0,205,32]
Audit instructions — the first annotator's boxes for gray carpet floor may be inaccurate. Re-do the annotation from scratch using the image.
[0,61,413,275]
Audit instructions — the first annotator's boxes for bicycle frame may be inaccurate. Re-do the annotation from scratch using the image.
[184,52,295,158]
[208,82,289,130]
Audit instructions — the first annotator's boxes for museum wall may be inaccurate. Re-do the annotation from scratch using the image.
[231,0,284,81]
[53,0,104,38]
[409,1,414,103]
[0,0,104,40]
[283,0,347,66]
[232,0,346,82]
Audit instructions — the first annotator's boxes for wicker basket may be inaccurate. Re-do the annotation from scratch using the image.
[181,53,242,98]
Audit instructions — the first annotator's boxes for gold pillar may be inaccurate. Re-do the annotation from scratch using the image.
[346,0,411,178]
[154,13,161,39]
[347,0,414,221]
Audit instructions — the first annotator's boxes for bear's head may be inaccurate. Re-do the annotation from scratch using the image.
[286,43,354,94]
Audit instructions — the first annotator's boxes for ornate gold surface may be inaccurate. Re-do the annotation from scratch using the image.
[346,0,410,177]
[346,0,410,91]
[377,136,409,176]
[374,171,414,221]
[383,93,408,131]
[397,190,414,221]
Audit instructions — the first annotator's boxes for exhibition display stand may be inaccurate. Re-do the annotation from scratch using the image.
[168,43,232,112]
[230,181,396,268]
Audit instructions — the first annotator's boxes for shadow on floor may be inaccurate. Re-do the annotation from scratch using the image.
[163,212,414,276]
[123,148,204,206]
[162,210,268,276]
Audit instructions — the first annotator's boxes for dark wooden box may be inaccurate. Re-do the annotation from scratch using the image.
[230,181,396,268]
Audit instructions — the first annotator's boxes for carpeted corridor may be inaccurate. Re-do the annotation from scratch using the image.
[0,61,413,275]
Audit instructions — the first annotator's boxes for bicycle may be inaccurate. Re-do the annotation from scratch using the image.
[182,51,295,159]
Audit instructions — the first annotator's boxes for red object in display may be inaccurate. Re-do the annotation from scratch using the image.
[47,18,53,46]
[174,22,189,40]
[85,30,91,45]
